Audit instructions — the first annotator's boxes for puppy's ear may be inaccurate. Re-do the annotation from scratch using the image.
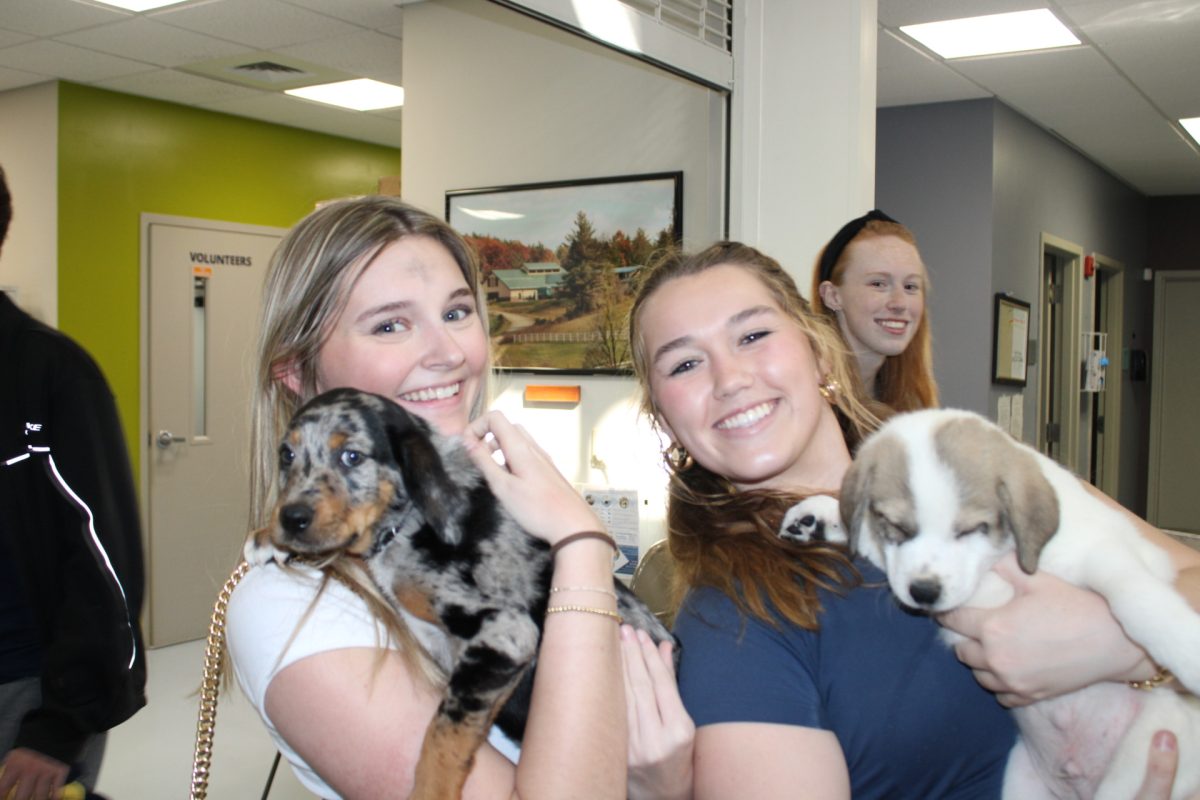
[380,401,466,546]
[839,456,871,557]
[997,452,1059,574]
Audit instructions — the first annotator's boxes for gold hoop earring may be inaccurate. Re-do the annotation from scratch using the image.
[818,376,841,404]
[664,442,694,473]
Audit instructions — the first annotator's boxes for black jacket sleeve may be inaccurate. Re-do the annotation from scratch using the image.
[4,329,147,764]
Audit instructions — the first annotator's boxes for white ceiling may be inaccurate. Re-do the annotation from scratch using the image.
[1,0,1197,196]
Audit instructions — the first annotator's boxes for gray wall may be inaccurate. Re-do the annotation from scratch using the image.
[876,99,996,415]
[877,98,1151,512]
[991,102,1150,512]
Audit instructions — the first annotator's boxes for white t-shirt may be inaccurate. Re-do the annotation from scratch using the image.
[226,562,520,798]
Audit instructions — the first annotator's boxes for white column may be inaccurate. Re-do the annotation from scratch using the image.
[729,0,876,296]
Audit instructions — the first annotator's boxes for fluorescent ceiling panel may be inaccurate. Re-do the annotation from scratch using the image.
[901,9,1080,59]
[285,79,404,111]
[90,0,189,10]
[1181,117,1200,145]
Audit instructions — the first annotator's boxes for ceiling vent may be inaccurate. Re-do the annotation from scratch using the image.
[179,52,352,91]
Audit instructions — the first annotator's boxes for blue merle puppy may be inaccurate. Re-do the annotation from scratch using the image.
[246,387,675,800]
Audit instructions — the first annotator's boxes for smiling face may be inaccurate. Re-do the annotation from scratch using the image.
[308,235,488,438]
[637,264,850,493]
[821,234,926,365]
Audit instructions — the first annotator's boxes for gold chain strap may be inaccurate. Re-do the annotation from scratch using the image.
[190,560,252,800]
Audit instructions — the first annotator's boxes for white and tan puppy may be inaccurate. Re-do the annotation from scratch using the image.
[834,408,1200,800]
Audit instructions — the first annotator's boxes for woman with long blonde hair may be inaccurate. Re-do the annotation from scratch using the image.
[619,241,1194,799]
[226,196,628,799]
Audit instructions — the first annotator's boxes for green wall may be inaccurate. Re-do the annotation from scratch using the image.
[56,82,401,470]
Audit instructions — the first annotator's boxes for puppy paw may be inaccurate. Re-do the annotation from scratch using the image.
[244,529,291,567]
[780,494,846,544]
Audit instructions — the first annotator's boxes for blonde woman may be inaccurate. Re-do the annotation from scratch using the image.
[226,196,626,799]
[621,241,1199,799]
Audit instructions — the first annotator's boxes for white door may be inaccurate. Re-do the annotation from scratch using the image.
[141,215,285,646]
[1147,270,1200,534]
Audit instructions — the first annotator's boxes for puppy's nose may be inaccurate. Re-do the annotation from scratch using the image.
[279,503,314,534]
[908,578,941,606]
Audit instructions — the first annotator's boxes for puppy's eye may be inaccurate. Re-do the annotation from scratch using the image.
[279,445,295,468]
[339,449,364,468]
[956,523,989,539]
[876,515,912,542]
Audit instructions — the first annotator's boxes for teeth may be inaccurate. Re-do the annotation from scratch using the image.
[400,383,460,402]
[879,321,907,331]
[716,401,773,430]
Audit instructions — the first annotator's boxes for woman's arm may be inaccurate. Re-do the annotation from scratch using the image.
[266,647,521,799]
[693,723,849,800]
[940,482,1200,705]
[464,410,627,799]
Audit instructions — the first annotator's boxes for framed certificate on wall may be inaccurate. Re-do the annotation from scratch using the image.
[992,294,1031,386]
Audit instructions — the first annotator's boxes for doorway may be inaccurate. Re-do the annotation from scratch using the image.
[1087,256,1124,499]
[1147,270,1200,533]
[139,214,285,646]
[1037,234,1083,473]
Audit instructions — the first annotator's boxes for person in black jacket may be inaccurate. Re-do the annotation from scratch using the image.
[0,165,146,800]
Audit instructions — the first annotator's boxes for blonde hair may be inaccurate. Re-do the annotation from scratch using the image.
[628,242,881,630]
[247,195,490,685]
[811,219,939,412]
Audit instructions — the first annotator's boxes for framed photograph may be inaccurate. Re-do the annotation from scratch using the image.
[447,171,683,374]
[992,294,1031,386]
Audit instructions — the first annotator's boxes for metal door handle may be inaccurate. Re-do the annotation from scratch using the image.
[156,430,187,449]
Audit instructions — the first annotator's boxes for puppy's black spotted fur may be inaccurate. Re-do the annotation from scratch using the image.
[248,387,675,800]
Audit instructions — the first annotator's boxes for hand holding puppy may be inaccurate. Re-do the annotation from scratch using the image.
[938,553,1153,707]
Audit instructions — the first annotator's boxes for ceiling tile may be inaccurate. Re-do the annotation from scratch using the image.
[276,29,403,84]
[877,28,990,108]
[0,28,35,48]
[57,17,247,68]
[0,39,153,82]
[1059,0,1200,118]
[95,67,265,105]
[149,0,361,50]
[0,0,128,37]
[878,0,1044,28]
[277,0,407,30]
[200,89,401,146]
[0,64,48,92]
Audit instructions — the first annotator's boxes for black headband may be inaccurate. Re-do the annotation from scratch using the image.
[816,209,899,284]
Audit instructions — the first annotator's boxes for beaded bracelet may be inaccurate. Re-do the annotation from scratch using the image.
[549,530,617,557]
[546,604,623,623]
[1128,666,1175,691]
[550,585,618,598]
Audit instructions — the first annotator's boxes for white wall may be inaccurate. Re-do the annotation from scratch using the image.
[730,0,877,295]
[402,0,726,551]
[0,81,59,324]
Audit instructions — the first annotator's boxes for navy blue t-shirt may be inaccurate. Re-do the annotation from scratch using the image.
[675,560,1016,799]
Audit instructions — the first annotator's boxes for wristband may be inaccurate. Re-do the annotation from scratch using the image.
[549,530,617,557]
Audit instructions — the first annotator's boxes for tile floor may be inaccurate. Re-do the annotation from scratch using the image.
[95,638,312,798]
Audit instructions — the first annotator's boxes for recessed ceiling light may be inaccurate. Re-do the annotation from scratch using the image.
[285,79,405,111]
[1181,117,1200,145]
[900,9,1080,59]
[90,0,190,10]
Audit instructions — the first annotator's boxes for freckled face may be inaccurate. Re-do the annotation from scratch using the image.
[314,236,488,437]
[825,235,926,360]
[638,265,849,493]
